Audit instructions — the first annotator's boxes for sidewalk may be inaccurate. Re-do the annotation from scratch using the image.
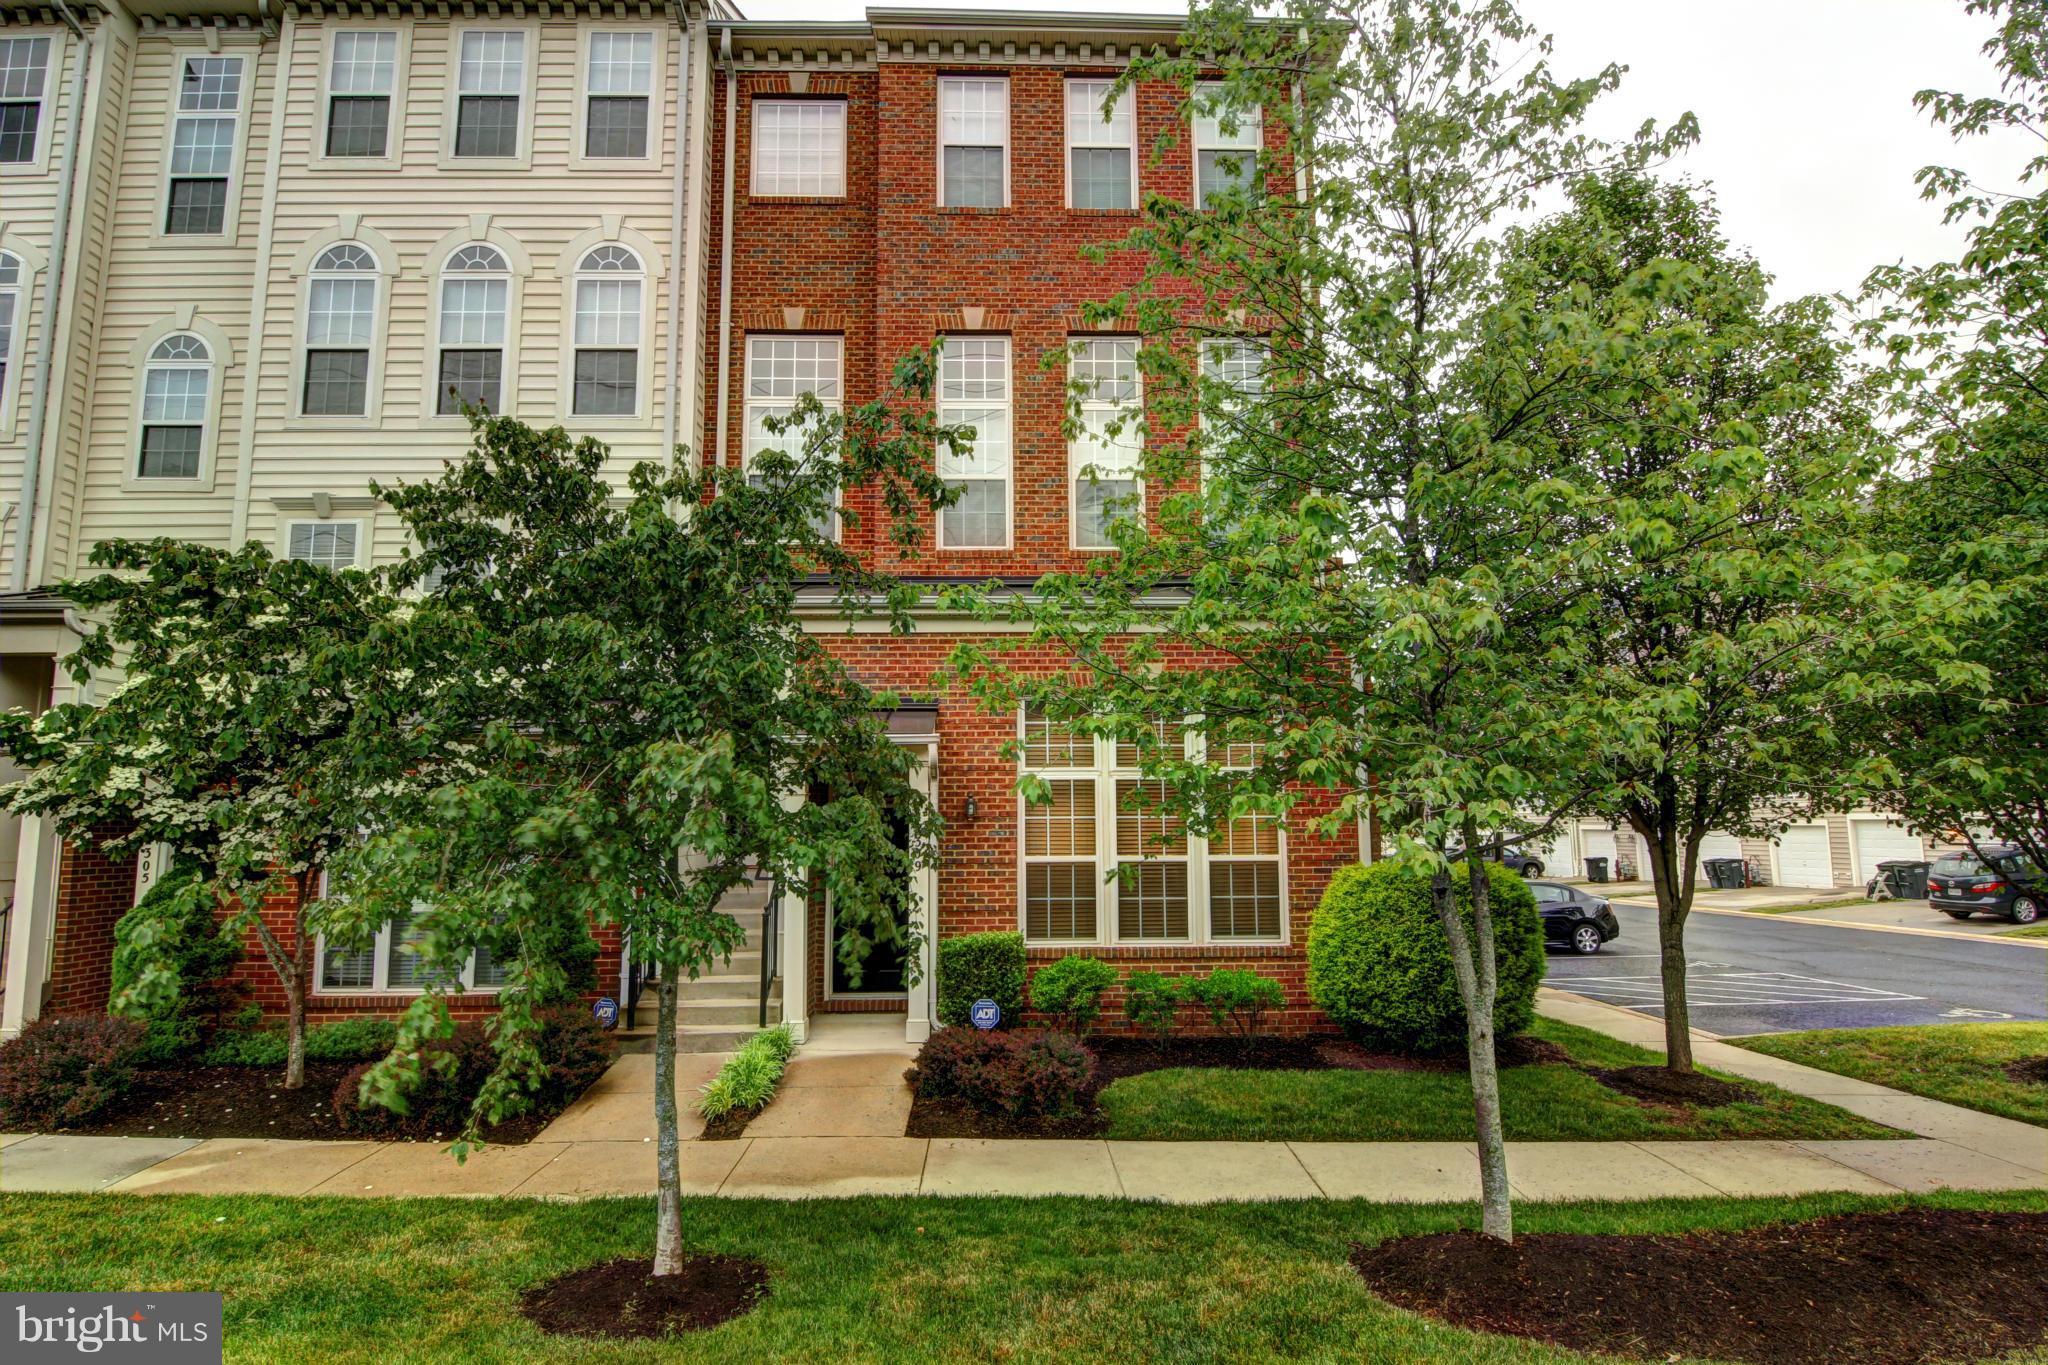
[3,993,2042,1203]
[1575,879,1865,913]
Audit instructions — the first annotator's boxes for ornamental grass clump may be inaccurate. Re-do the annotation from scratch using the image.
[696,1025,796,1119]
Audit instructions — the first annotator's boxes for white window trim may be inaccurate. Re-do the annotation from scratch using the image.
[311,872,502,996]
[742,332,845,542]
[0,28,59,177]
[154,44,258,247]
[438,22,540,172]
[123,315,233,493]
[1063,76,1137,212]
[0,239,44,438]
[750,96,848,199]
[561,243,651,425]
[286,229,395,428]
[1068,338,1144,552]
[311,24,410,172]
[569,23,665,173]
[422,225,532,423]
[1191,79,1262,210]
[1015,709,1289,948]
[936,74,1009,209]
[935,334,1012,552]
[279,515,370,570]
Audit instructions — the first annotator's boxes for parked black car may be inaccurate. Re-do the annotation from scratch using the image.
[1927,846,2043,924]
[1528,879,1621,954]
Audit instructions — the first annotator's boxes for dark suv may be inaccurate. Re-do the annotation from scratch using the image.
[1927,845,2043,924]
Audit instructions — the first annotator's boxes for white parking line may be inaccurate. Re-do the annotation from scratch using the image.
[1560,970,1924,1009]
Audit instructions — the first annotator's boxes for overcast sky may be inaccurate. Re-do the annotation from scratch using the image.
[736,0,2036,301]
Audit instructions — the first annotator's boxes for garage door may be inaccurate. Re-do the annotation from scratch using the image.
[1582,828,1617,877]
[1695,831,1742,883]
[1524,830,1580,880]
[1850,818,1924,885]
[1773,825,1834,888]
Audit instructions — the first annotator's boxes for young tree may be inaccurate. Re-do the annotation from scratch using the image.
[1502,173,1894,1073]
[0,541,406,1088]
[949,0,1687,1243]
[331,370,956,1277]
[1856,0,2048,870]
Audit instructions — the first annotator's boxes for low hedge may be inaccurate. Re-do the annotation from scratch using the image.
[696,1024,796,1119]
[936,931,1025,1028]
[332,1006,612,1137]
[1307,860,1545,1054]
[1029,956,1118,1033]
[200,1017,398,1068]
[0,1016,147,1130]
[907,1027,1095,1118]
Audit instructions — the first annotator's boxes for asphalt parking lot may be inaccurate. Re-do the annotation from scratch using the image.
[1544,900,2048,1036]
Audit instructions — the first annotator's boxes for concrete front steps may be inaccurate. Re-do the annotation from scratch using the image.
[614,882,783,1054]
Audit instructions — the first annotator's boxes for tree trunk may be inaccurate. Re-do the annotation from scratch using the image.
[652,972,685,1276]
[283,972,307,1090]
[1444,826,1512,1244]
[1635,815,1696,1074]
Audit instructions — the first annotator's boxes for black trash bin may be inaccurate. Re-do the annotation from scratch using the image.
[1705,857,1747,890]
[1585,856,1609,884]
[1878,859,1930,900]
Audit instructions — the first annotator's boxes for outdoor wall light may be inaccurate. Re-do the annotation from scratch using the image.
[963,795,980,821]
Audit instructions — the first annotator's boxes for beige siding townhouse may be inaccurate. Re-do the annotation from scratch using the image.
[1532,813,1970,894]
[1,0,728,1037]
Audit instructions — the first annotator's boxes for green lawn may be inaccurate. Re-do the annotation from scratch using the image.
[1733,1023,2048,1128]
[1741,897,1868,914]
[2001,921,2048,939]
[1,1189,2043,1363]
[1096,1018,1896,1142]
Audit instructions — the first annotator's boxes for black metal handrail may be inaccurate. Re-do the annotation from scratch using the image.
[758,875,781,1029]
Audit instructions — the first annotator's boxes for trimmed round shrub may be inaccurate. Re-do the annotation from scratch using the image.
[936,930,1025,1028]
[1307,861,1546,1054]
[1028,955,1118,1033]
[1187,967,1285,1040]
[907,1027,1096,1117]
[0,1015,147,1130]
[1122,970,1185,1039]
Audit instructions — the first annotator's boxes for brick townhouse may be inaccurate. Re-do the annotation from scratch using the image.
[0,0,1370,1048]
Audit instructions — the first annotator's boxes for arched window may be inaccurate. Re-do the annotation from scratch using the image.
[571,244,641,416]
[303,242,379,416]
[0,252,19,419]
[138,333,213,479]
[437,243,509,415]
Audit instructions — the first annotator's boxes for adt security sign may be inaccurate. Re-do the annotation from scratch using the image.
[970,999,1001,1030]
[593,997,619,1030]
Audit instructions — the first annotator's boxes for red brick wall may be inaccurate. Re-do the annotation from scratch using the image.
[44,835,137,1016]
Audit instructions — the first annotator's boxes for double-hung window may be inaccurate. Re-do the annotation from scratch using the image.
[303,243,379,417]
[1068,339,1142,549]
[938,76,1006,207]
[436,244,509,415]
[1066,78,1134,210]
[583,31,654,160]
[744,336,843,538]
[166,55,245,235]
[0,252,19,416]
[571,245,643,416]
[137,334,212,479]
[324,31,397,159]
[286,520,361,570]
[752,98,846,197]
[453,30,525,159]
[317,909,509,994]
[1018,708,1286,945]
[937,337,1011,549]
[0,36,50,165]
[1192,80,1261,208]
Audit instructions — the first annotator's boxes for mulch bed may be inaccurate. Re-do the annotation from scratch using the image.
[699,1106,760,1142]
[520,1255,769,1340]
[904,1033,1572,1140]
[1349,1207,2048,1365]
[54,1063,566,1144]
[1590,1064,1760,1109]
[2003,1055,2048,1088]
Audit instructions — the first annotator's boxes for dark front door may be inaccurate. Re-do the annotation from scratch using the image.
[831,805,911,996]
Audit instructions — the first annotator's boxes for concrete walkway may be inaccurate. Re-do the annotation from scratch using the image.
[2,992,2042,1203]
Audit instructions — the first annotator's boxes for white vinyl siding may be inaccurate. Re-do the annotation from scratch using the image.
[752,98,845,197]
[937,336,1011,549]
[1068,338,1142,549]
[939,76,1007,208]
[1065,78,1134,210]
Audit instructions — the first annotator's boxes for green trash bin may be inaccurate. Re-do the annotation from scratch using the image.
[1585,856,1609,884]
